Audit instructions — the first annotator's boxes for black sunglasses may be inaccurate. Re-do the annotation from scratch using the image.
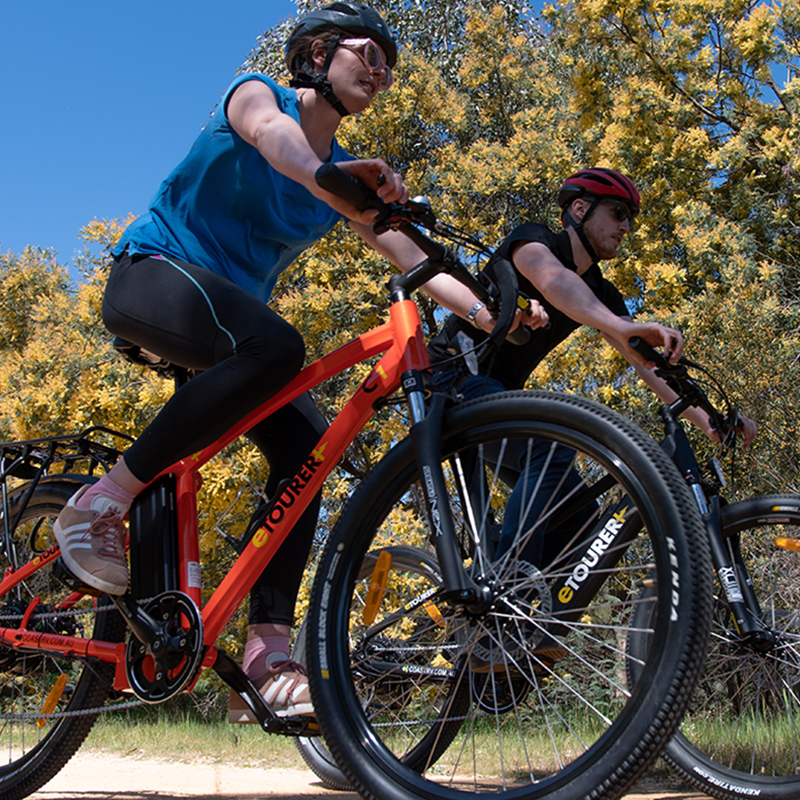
[599,200,636,224]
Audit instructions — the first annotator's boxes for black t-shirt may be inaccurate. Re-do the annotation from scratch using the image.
[428,222,629,390]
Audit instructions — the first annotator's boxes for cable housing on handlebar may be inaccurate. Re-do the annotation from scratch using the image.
[314,164,530,367]
[628,336,744,497]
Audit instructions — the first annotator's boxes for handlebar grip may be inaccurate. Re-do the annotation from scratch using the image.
[628,336,668,367]
[505,325,530,346]
[506,295,533,346]
[315,163,389,223]
[492,258,529,347]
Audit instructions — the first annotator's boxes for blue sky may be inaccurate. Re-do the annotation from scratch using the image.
[0,1,297,274]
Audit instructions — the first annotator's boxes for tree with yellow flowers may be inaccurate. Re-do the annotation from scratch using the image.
[243,0,800,498]
[1,0,798,643]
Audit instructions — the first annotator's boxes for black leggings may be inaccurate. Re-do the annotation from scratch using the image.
[103,251,327,626]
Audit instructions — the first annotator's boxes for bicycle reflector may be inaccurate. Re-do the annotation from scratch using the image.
[363,549,392,625]
[38,674,68,728]
[775,536,800,552]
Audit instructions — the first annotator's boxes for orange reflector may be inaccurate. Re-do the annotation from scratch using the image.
[38,673,68,728]
[775,537,800,553]
[363,550,392,625]
[424,600,445,627]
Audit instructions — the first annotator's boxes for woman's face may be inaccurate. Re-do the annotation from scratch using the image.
[312,38,392,115]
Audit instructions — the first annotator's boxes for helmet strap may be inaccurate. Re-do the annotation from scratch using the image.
[289,34,350,117]
[563,200,601,264]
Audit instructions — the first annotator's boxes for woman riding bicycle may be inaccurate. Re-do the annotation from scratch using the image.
[52,1,541,721]
[52,4,683,720]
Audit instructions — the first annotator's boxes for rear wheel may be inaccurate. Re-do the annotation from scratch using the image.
[309,391,713,800]
[293,545,444,791]
[0,480,126,800]
[663,494,800,800]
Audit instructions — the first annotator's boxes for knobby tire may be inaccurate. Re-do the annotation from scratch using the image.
[309,391,713,800]
[663,494,800,800]
[293,545,443,791]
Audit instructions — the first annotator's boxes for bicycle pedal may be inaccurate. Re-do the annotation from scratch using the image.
[53,558,103,597]
[266,715,320,737]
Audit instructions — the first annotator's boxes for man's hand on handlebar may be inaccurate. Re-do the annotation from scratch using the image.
[473,298,550,334]
[736,414,758,448]
[519,299,550,331]
[621,321,684,368]
[706,413,758,448]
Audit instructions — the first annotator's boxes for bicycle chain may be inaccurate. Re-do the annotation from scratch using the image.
[0,598,159,720]
[0,697,144,721]
[0,597,156,622]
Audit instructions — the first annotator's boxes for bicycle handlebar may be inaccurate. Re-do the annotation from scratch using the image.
[315,162,394,225]
[628,336,735,442]
[314,163,529,348]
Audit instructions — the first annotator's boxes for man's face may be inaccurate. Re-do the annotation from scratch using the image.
[580,200,633,260]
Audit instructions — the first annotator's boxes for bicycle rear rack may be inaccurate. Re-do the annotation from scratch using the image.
[0,426,133,562]
[0,426,132,482]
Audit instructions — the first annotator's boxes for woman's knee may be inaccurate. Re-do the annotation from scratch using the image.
[240,318,306,377]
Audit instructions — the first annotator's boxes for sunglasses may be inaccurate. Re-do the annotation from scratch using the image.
[340,37,394,91]
[599,200,637,224]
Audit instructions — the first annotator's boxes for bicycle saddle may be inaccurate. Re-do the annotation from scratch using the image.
[112,337,193,384]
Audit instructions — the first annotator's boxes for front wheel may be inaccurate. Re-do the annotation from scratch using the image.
[293,544,443,791]
[664,494,800,800]
[309,391,713,800]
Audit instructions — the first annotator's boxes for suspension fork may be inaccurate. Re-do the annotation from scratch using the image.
[403,371,485,610]
[691,483,773,646]
[663,410,773,646]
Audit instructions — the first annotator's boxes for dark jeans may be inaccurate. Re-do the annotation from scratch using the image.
[456,374,596,567]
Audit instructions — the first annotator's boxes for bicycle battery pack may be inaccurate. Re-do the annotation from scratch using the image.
[129,474,179,599]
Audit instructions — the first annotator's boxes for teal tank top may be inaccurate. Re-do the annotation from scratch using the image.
[115,74,352,302]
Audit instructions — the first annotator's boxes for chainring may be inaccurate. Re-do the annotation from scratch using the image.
[125,591,204,703]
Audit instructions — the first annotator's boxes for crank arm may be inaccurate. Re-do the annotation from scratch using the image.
[212,650,320,736]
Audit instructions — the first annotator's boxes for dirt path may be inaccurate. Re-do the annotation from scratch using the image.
[28,752,708,800]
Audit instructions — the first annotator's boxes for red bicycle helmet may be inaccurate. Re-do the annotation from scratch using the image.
[557,168,640,216]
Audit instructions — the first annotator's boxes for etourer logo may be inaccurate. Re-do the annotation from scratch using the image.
[557,507,629,604]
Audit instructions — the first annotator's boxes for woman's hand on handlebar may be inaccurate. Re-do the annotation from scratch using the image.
[321,159,409,224]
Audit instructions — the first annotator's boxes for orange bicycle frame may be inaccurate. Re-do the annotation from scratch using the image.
[0,296,429,687]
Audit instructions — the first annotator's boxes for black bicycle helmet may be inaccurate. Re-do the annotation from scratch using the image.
[557,168,640,263]
[286,2,397,69]
[285,2,397,116]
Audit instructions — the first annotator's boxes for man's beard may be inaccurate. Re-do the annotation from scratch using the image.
[583,220,619,260]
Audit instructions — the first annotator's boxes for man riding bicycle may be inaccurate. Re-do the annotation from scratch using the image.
[430,167,757,668]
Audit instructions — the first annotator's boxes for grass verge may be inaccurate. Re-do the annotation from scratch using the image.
[83,693,306,768]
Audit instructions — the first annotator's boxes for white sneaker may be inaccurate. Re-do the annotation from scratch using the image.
[228,659,314,722]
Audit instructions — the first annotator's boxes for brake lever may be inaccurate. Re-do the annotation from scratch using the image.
[373,196,438,235]
[718,407,740,447]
